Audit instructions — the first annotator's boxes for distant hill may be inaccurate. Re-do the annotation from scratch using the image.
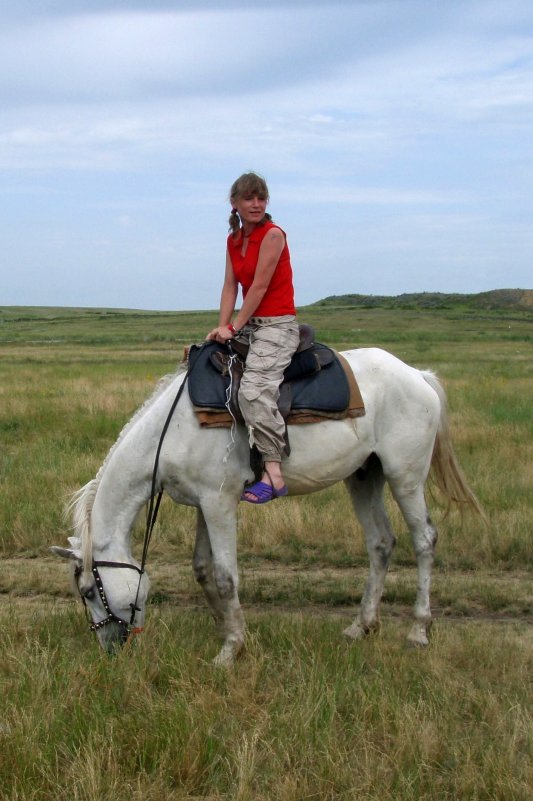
[309,289,533,311]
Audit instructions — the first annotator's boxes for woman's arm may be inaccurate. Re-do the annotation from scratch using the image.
[218,250,238,325]
[206,250,238,341]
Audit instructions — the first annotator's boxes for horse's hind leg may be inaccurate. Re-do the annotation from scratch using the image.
[389,482,438,647]
[343,455,396,640]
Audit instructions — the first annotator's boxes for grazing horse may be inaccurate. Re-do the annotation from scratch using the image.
[52,347,483,665]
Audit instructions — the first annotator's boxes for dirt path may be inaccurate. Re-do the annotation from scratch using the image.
[1,556,532,625]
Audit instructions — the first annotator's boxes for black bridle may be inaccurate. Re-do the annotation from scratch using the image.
[76,349,202,641]
[76,561,144,638]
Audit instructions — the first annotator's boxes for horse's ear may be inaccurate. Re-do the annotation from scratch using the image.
[50,546,81,563]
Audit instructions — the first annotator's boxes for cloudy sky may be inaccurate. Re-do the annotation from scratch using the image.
[1,0,532,310]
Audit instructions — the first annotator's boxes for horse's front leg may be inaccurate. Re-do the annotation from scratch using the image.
[194,496,244,667]
[193,508,226,628]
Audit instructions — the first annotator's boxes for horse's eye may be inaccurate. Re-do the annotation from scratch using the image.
[83,587,96,601]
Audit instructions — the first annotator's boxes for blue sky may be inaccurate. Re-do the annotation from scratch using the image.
[1,0,532,310]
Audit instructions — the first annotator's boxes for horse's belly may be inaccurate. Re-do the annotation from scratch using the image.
[282,417,371,495]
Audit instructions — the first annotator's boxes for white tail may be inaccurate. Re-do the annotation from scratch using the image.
[422,370,487,522]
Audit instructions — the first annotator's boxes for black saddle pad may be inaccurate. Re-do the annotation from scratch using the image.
[187,341,350,414]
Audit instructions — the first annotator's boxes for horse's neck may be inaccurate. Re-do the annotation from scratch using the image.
[88,370,190,557]
[89,471,142,559]
[89,400,169,557]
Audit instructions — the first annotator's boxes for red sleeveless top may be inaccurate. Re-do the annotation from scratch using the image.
[227,222,296,317]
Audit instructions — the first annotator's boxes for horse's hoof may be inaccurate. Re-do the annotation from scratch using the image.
[342,621,377,641]
[406,622,431,648]
[212,641,243,668]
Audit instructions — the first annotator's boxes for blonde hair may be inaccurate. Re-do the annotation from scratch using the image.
[228,172,272,235]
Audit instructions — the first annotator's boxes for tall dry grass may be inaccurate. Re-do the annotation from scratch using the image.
[1,603,532,801]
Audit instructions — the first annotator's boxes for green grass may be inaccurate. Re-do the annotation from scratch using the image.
[1,303,532,800]
[0,304,531,567]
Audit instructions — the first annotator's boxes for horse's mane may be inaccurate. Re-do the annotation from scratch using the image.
[67,366,186,574]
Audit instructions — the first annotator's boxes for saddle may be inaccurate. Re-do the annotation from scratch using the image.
[186,324,365,429]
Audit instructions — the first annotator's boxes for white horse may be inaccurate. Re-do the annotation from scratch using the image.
[52,346,483,665]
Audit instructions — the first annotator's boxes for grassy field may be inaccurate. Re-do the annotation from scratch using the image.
[0,303,532,800]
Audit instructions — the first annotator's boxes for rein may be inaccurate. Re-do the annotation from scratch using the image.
[80,347,206,641]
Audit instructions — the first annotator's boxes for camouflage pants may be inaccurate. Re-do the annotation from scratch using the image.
[236,315,299,462]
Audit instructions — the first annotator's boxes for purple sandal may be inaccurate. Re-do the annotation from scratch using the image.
[240,481,289,505]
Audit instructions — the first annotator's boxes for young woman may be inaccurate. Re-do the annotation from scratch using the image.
[207,172,299,504]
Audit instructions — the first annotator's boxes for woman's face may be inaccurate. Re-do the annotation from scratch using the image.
[232,193,267,226]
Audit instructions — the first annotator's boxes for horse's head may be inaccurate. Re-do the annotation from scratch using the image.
[51,540,150,652]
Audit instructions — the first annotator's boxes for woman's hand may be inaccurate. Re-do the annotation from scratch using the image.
[206,325,234,343]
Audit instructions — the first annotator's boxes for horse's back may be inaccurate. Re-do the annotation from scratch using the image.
[340,347,441,472]
[340,347,439,405]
